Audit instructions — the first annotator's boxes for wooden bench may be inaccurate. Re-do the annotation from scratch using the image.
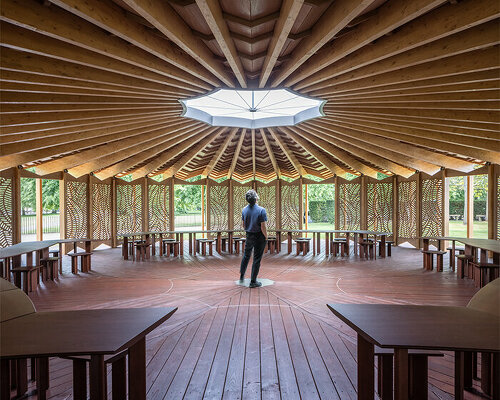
[331,238,348,256]
[421,250,447,271]
[457,254,474,278]
[10,266,42,293]
[162,239,180,257]
[68,252,93,272]
[220,236,229,252]
[294,237,311,255]
[234,238,246,254]
[134,242,150,262]
[447,245,465,269]
[359,240,375,259]
[40,257,59,280]
[266,236,278,253]
[469,262,499,288]
[378,240,394,257]
[376,346,443,400]
[197,238,214,256]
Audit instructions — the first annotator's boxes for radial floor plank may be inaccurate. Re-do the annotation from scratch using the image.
[19,243,484,399]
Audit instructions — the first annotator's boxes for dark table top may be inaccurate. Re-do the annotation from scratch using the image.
[421,237,500,253]
[327,303,500,352]
[1,307,177,358]
[0,238,96,259]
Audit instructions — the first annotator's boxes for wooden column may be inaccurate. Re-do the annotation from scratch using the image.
[13,167,21,244]
[487,164,497,240]
[467,175,474,238]
[360,176,367,230]
[141,177,148,232]
[392,176,397,243]
[111,177,118,248]
[201,183,205,234]
[36,178,43,241]
[228,180,234,230]
[416,172,422,249]
[443,169,449,238]
[206,179,212,231]
[334,175,339,231]
[169,179,175,231]
[88,175,93,242]
[298,177,303,230]
[304,183,308,233]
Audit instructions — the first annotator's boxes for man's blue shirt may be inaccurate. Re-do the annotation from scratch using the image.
[242,204,267,233]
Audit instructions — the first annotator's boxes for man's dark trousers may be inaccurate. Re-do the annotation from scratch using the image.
[240,232,266,282]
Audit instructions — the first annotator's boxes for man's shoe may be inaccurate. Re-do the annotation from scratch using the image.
[249,281,262,288]
[239,275,245,283]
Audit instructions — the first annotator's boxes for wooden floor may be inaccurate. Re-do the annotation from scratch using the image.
[23,242,486,399]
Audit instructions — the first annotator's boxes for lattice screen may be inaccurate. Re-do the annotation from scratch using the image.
[116,183,142,234]
[338,181,361,230]
[92,182,111,241]
[209,184,229,231]
[497,175,500,240]
[0,177,13,248]
[66,180,88,238]
[148,182,170,231]
[397,180,418,240]
[233,185,252,231]
[367,181,393,234]
[256,185,276,230]
[280,183,300,231]
[421,177,443,237]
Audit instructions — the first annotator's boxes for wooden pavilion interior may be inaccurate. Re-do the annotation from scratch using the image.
[0,0,500,399]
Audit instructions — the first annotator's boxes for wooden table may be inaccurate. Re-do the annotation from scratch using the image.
[327,303,499,400]
[422,237,500,269]
[0,307,177,400]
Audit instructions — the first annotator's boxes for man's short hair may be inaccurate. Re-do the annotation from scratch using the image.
[245,189,259,205]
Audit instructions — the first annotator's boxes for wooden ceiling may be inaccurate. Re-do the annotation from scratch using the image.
[0,0,499,182]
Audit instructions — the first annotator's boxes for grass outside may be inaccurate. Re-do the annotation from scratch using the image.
[448,220,488,239]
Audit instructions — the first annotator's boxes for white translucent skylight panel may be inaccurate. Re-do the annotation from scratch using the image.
[180,89,325,129]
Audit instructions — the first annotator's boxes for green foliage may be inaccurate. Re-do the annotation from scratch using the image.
[448,175,488,201]
[117,174,133,182]
[309,200,334,223]
[20,178,59,214]
[174,184,203,213]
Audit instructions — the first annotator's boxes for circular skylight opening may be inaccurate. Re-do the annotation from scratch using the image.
[180,88,326,129]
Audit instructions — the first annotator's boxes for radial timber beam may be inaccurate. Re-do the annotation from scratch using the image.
[202,127,239,178]
[228,129,246,179]
[120,0,235,87]
[258,0,304,88]
[266,127,306,177]
[196,0,247,87]
[260,129,281,179]
[282,0,447,87]
[271,0,375,87]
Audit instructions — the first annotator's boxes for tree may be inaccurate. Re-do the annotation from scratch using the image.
[20,178,60,214]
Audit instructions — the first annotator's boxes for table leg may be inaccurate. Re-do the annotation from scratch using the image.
[346,233,351,257]
[193,233,197,255]
[451,240,456,270]
[480,248,487,264]
[423,238,430,251]
[128,337,146,400]
[112,356,127,400]
[1,359,10,400]
[455,351,464,400]
[36,357,49,400]
[159,233,163,256]
[394,348,409,400]
[189,233,193,254]
[288,232,292,254]
[180,233,184,256]
[73,358,87,400]
[381,235,386,258]
[151,234,156,256]
[217,232,222,254]
[229,232,233,254]
[325,232,329,256]
[124,236,129,260]
[317,231,321,254]
[313,232,316,256]
[357,333,374,400]
[409,355,428,400]
[16,358,28,398]
[89,355,105,400]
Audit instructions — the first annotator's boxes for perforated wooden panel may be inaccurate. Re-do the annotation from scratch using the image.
[421,177,443,237]
[367,181,393,234]
[148,182,170,232]
[66,180,88,239]
[233,184,252,232]
[497,175,500,240]
[280,182,300,232]
[0,177,13,248]
[92,182,111,241]
[116,182,142,235]
[209,184,229,231]
[338,181,361,231]
[398,180,418,240]
[256,184,276,230]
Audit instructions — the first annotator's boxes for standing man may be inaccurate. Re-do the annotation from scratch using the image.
[240,189,268,288]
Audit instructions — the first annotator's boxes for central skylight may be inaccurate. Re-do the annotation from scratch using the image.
[180,89,325,129]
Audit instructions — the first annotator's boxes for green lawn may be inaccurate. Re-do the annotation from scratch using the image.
[448,220,488,238]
